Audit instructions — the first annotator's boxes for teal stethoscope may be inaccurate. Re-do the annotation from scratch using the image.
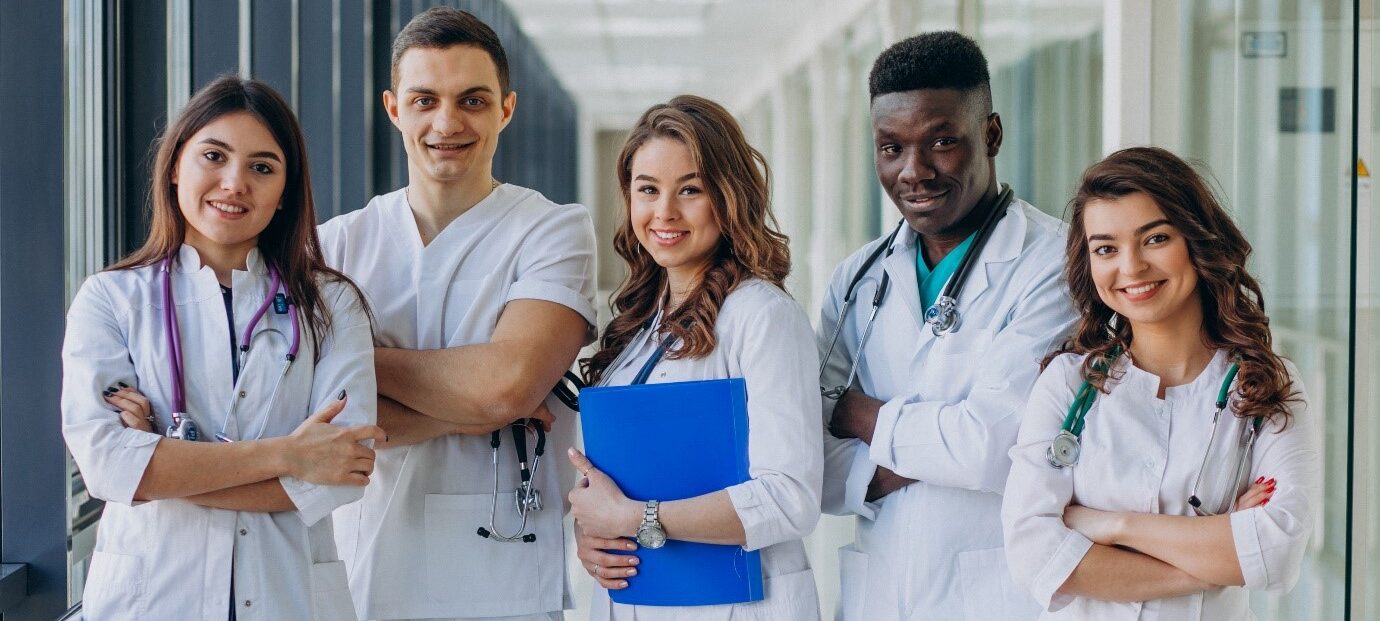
[819,184,1014,399]
[1046,348,1263,516]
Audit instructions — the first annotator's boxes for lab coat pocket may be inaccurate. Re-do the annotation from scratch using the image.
[836,545,869,621]
[310,560,358,621]
[956,546,1039,621]
[423,493,544,607]
[83,551,147,618]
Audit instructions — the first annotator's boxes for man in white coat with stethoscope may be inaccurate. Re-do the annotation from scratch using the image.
[818,31,1078,620]
[318,7,597,621]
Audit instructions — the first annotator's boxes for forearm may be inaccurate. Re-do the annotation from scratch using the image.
[376,396,462,448]
[134,437,289,501]
[1059,543,1211,602]
[376,344,549,428]
[865,466,915,501]
[1113,512,1244,586]
[184,479,295,512]
[659,490,746,546]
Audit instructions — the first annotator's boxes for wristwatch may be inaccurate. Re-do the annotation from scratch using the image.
[635,500,667,549]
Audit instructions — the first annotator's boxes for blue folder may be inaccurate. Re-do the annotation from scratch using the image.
[579,377,764,606]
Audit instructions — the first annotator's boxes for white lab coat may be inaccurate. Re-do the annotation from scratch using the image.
[1001,350,1320,620]
[61,245,376,621]
[319,184,598,620]
[587,279,823,621]
[818,200,1075,620]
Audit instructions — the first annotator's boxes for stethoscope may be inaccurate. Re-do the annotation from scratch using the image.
[819,184,1014,399]
[476,370,584,543]
[1046,349,1262,517]
[162,254,300,442]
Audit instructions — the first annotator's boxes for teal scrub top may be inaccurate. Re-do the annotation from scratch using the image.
[916,232,977,310]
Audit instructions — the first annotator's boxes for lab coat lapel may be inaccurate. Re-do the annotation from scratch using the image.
[880,225,927,336]
[951,200,1029,315]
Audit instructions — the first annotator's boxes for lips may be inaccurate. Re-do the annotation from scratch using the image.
[650,229,688,246]
[899,189,950,209]
[1118,280,1165,302]
[207,199,248,217]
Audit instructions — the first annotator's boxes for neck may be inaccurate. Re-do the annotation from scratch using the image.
[665,263,709,313]
[405,168,499,244]
[918,184,999,267]
[1126,301,1213,389]
[187,239,253,287]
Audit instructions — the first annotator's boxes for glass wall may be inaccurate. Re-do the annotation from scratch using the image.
[1357,2,1378,618]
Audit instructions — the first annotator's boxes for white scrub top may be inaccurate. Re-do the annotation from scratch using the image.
[818,200,1076,621]
[1001,350,1320,620]
[318,184,597,620]
[62,245,376,621]
[587,279,823,621]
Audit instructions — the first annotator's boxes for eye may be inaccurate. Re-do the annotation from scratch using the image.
[636,185,658,195]
[1092,244,1116,257]
[678,185,702,196]
[932,137,958,149]
[1145,232,1171,245]
[414,96,435,107]
[202,150,225,163]
[251,162,274,175]
[878,144,901,155]
[462,96,485,107]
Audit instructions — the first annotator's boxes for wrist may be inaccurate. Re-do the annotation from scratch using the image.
[262,436,296,478]
[625,499,647,538]
[1111,512,1135,546]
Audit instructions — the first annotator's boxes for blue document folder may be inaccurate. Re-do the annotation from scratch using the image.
[579,377,764,606]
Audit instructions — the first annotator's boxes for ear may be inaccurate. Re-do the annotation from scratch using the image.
[171,161,179,186]
[382,89,402,130]
[985,112,1004,158]
[497,90,517,133]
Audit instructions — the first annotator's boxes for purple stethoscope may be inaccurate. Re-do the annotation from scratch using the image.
[162,254,300,442]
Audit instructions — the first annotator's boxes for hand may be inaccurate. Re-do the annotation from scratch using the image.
[865,466,915,502]
[567,448,642,539]
[575,523,639,590]
[1063,504,1125,546]
[453,401,558,436]
[829,389,884,444]
[1235,476,1276,510]
[104,383,154,432]
[284,393,387,486]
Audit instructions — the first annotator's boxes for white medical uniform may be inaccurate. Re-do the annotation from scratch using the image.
[318,184,597,621]
[62,245,375,621]
[586,279,823,621]
[1002,350,1320,620]
[818,200,1075,620]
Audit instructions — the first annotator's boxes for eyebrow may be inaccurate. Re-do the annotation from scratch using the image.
[198,138,281,162]
[403,85,495,96]
[633,172,700,183]
[1086,218,1173,242]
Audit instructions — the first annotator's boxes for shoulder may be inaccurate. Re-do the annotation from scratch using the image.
[826,226,899,292]
[719,279,810,331]
[505,185,594,228]
[1009,200,1069,271]
[1039,351,1088,390]
[315,273,369,317]
[319,190,400,240]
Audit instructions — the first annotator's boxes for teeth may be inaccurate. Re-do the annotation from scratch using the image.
[1124,282,1161,296]
[209,201,245,214]
[654,230,686,240]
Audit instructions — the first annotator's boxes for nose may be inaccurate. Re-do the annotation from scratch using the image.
[652,193,680,223]
[432,100,465,136]
[219,165,247,194]
[1118,245,1149,276]
[896,149,936,186]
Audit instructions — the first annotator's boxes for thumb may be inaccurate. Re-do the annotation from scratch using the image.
[567,447,596,476]
[309,394,348,423]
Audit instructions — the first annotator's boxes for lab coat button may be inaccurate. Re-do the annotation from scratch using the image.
[239,390,247,398]
[243,600,252,607]
[239,528,248,535]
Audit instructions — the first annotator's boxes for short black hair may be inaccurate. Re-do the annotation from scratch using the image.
[391,7,510,92]
[869,31,991,111]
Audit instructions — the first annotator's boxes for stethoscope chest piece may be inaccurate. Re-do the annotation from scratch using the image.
[925,296,960,336]
[1046,429,1080,468]
[167,414,200,441]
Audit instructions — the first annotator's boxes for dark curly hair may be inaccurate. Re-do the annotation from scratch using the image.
[581,95,790,386]
[869,30,992,114]
[1049,146,1298,426]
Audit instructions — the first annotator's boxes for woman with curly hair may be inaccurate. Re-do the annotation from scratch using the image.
[565,95,823,620]
[1000,146,1320,619]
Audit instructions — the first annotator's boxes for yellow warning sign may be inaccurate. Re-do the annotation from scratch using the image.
[1360,158,1371,178]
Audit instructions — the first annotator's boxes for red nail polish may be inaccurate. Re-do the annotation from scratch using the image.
[1262,499,1269,505]
[1256,476,1265,484]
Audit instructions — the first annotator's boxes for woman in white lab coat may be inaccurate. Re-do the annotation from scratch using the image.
[565,95,823,621]
[61,76,384,621]
[1002,146,1320,620]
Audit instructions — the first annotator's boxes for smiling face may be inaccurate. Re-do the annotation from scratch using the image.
[628,137,723,292]
[384,44,515,191]
[172,110,286,256]
[871,88,1001,242]
[1082,191,1202,330]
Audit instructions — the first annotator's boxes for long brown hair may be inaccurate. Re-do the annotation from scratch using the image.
[1051,146,1296,425]
[581,95,790,385]
[109,75,368,357]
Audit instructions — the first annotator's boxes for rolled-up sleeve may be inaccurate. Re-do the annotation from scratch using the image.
[869,266,1075,494]
[507,203,598,341]
[1002,355,1090,612]
[280,282,378,526]
[61,276,162,505]
[817,259,880,519]
[1230,365,1320,592]
[724,294,823,551]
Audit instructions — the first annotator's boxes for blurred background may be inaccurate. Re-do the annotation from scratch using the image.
[0,0,1375,619]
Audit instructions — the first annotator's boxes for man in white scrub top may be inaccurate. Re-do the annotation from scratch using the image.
[318,8,596,621]
[819,32,1077,620]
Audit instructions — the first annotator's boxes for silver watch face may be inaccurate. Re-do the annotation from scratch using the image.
[636,524,667,549]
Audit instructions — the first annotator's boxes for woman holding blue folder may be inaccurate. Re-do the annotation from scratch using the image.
[567,95,824,620]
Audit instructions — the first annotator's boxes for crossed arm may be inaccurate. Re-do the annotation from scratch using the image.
[372,299,589,447]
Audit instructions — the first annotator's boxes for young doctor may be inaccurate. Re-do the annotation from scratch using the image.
[1002,147,1320,619]
[566,95,823,620]
[317,7,597,621]
[818,32,1076,620]
[61,76,382,620]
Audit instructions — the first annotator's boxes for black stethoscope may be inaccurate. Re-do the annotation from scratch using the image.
[819,184,1014,399]
[476,370,584,544]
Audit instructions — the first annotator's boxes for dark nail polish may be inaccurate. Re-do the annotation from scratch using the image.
[118,382,129,388]
[103,388,116,395]
[337,389,347,400]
